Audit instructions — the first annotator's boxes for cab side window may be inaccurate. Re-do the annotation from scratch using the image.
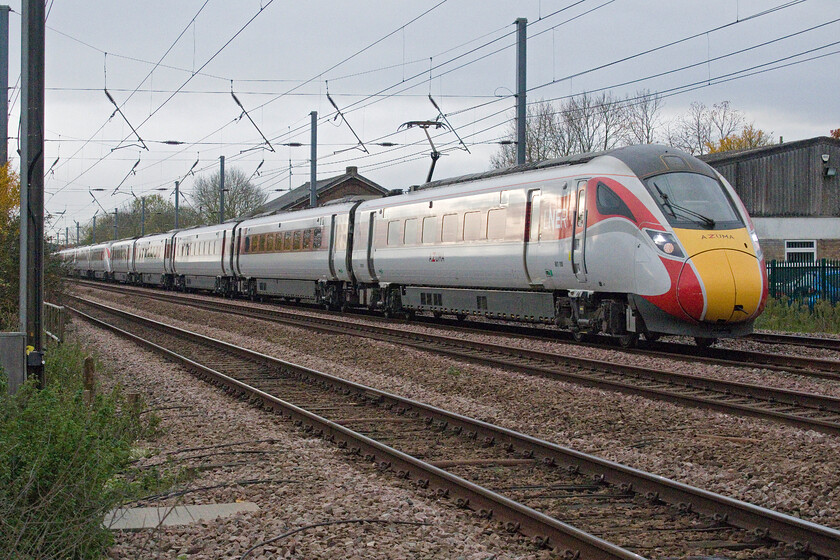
[596,182,635,222]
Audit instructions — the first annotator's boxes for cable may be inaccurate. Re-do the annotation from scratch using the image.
[46,0,213,195]
[51,1,276,202]
[529,0,810,93]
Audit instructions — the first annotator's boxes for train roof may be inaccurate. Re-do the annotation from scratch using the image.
[414,144,718,192]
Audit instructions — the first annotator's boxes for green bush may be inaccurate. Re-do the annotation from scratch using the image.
[755,298,840,334]
[0,342,154,559]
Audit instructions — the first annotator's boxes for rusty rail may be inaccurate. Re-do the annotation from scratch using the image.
[68,296,840,559]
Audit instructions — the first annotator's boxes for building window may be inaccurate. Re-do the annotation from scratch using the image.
[785,240,816,262]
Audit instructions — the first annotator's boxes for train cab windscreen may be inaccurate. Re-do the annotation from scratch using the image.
[644,172,743,230]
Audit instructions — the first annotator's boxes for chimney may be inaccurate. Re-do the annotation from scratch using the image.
[346,166,358,175]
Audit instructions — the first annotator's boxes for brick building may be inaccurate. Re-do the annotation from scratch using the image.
[252,166,389,215]
[702,136,840,262]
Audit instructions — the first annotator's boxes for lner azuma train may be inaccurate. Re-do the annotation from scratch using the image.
[60,144,767,347]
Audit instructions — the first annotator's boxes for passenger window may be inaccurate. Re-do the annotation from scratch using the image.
[284,231,292,251]
[404,218,418,245]
[463,211,483,241]
[313,228,322,249]
[422,216,437,244]
[576,190,586,228]
[334,223,346,251]
[303,229,312,249]
[530,193,541,242]
[441,214,458,242]
[293,231,302,250]
[487,208,506,239]
[387,220,402,246]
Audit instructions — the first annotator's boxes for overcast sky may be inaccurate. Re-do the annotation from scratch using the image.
[4,0,838,239]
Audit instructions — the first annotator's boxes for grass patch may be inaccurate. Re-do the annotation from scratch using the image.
[755,298,840,334]
[445,366,465,377]
[0,340,161,558]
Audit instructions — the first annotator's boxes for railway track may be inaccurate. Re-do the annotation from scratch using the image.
[746,331,840,352]
[71,278,840,380]
[68,295,840,559]
[71,283,840,436]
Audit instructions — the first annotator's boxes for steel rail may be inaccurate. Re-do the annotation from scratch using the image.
[746,331,840,352]
[72,279,840,380]
[70,285,840,436]
[68,295,840,559]
[67,303,642,560]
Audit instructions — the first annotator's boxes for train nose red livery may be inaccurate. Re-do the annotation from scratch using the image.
[59,144,767,348]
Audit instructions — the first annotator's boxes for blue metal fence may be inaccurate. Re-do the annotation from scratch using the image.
[767,259,840,305]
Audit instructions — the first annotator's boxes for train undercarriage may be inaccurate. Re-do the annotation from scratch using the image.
[95,271,734,347]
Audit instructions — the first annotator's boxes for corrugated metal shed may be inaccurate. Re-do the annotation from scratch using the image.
[701,136,840,217]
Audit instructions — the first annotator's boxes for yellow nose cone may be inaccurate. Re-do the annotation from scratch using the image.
[687,250,763,323]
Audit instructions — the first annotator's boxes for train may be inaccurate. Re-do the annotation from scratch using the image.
[59,144,768,347]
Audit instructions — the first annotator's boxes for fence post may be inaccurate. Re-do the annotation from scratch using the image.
[768,260,776,298]
[821,258,827,302]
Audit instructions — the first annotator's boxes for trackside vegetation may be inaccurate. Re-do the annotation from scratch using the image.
[0,342,161,558]
[755,298,840,335]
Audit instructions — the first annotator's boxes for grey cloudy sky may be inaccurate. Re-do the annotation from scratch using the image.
[4,0,838,238]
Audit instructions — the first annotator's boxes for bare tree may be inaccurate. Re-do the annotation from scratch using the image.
[625,90,664,144]
[490,100,567,168]
[668,101,713,155]
[596,92,628,151]
[563,92,603,153]
[191,166,267,223]
[709,101,744,142]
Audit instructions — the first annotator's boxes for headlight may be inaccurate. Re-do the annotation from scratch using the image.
[750,230,763,261]
[645,229,684,258]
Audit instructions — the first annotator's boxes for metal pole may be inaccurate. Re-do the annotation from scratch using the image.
[515,17,527,166]
[310,111,317,208]
[140,197,145,236]
[75,221,79,245]
[19,0,46,385]
[218,155,225,224]
[0,6,9,165]
[174,180,179,229]
[64,226,68,247]
[113,208,118,240]
[92,214,96,244]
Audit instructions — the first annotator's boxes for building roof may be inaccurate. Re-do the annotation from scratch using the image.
[700,136,840,166]
[252,166,389,215]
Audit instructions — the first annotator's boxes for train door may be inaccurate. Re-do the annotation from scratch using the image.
[327,214,337,279]
[366,211,378,282]
[524,189,542,286]
[571,179,588,283]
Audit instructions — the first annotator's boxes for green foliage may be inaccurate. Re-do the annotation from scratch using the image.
[755,298,840,334]
[0,341,157,559]
[0,214,19,329]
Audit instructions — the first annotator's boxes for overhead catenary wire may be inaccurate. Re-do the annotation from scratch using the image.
[45,0,819,220]
[49,1,276,202]
[46,0,212,181]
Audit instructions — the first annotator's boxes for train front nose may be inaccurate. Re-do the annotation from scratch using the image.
[677,249,764,323]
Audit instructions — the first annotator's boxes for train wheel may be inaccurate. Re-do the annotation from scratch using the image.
[618,333,638,348]
[694,337,717,348]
